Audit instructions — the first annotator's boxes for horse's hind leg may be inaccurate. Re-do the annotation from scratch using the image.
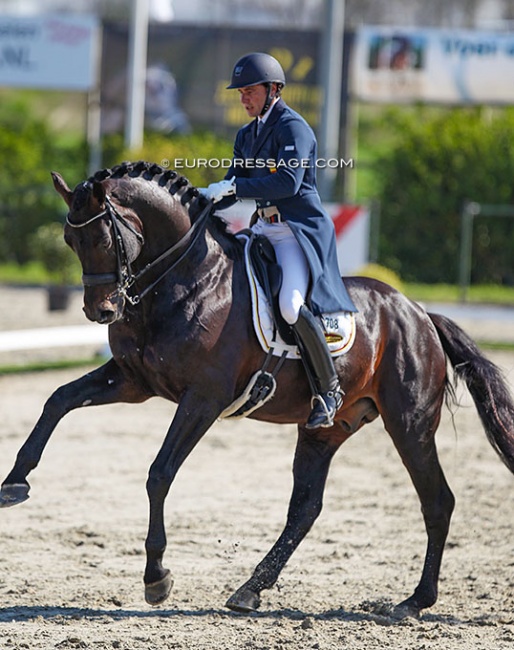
[383,405,455,618]
[226,425,345,612]
[0,359,147,507]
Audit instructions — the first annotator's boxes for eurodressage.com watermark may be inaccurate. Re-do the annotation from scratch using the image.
[160,157,354,170]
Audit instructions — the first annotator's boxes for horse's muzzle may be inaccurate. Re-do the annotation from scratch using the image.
[83,296,124,324]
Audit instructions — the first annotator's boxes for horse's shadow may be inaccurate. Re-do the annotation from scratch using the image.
[0,604,470,627]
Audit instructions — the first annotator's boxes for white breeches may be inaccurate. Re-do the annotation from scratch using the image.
[251,219,310,325]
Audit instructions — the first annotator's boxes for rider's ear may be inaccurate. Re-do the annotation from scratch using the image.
[51,171,73,207]
[91,181,106,207]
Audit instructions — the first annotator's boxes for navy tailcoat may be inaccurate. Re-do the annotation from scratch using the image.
[222,98,357,316]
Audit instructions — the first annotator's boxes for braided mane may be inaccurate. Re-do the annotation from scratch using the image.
[88,160,239,248]
[88,160,204,208]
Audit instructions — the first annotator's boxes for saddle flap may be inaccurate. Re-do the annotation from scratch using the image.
[248,235,296,345]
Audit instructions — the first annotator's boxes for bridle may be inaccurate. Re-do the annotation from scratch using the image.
[66,194,212,306]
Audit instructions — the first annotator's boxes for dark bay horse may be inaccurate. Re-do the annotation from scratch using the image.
[1,161,513,618]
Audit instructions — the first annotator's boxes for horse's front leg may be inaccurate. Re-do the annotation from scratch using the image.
[226,425,345,612]
[143,392,222,606]
[0,359,148,507]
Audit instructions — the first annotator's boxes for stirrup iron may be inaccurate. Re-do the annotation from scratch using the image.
[305,389,343,430]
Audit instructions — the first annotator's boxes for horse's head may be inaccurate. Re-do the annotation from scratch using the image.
[52,171,144,324]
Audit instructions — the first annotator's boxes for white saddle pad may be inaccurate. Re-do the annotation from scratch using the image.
[237,232,356,360]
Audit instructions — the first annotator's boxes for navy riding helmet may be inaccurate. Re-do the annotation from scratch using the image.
[227,52,286,115]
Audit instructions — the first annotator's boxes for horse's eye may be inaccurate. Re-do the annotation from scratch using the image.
[91,232,112,250]
[100,235,112,250]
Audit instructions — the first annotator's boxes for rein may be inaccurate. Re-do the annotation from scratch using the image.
[67,195,213,306]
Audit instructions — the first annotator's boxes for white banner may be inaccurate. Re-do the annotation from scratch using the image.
[325,204,370,275]
[0,14,99,91]
[352,26,514,105]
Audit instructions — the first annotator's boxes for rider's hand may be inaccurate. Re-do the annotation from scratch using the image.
[201,177,236,203]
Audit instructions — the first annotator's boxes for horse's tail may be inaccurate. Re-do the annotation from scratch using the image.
[428,312,514,474]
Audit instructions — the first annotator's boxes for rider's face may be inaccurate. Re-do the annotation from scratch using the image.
[238,84,276,117]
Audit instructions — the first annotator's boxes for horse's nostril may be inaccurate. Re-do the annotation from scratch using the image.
[98,309,115,324]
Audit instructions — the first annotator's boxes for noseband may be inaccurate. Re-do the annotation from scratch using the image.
[66,195,212,305]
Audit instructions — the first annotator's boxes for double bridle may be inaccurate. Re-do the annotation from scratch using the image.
[66,195,212,306]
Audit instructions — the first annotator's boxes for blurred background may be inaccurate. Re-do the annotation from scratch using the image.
[1,0,514,367]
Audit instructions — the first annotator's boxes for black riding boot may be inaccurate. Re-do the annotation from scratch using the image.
[293,305,343,429]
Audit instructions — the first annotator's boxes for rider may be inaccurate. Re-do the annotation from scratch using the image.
[202,52,357,429]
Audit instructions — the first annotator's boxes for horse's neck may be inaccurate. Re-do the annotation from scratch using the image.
[112,177,192,238]
[113,177,237,276]
[133,195,195,259]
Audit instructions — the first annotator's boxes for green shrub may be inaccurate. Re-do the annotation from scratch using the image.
[0,97,88,264]
[373,106,514,284]
[30,222,81,285]
[102,130,234,187]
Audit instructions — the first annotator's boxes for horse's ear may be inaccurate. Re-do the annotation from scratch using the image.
[91,180,106,207]
[51,171,73,207]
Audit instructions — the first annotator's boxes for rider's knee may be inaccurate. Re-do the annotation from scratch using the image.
[279,292,304,325]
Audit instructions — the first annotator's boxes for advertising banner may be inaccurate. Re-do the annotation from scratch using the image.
[100,23,323,137]
[352,26,514,105]
[0,14,99,91]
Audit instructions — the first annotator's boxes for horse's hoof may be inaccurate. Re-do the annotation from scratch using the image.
[391,601,421,620]
[0,483,30,508]
[225,587,261,613]
[145,570,174,606]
